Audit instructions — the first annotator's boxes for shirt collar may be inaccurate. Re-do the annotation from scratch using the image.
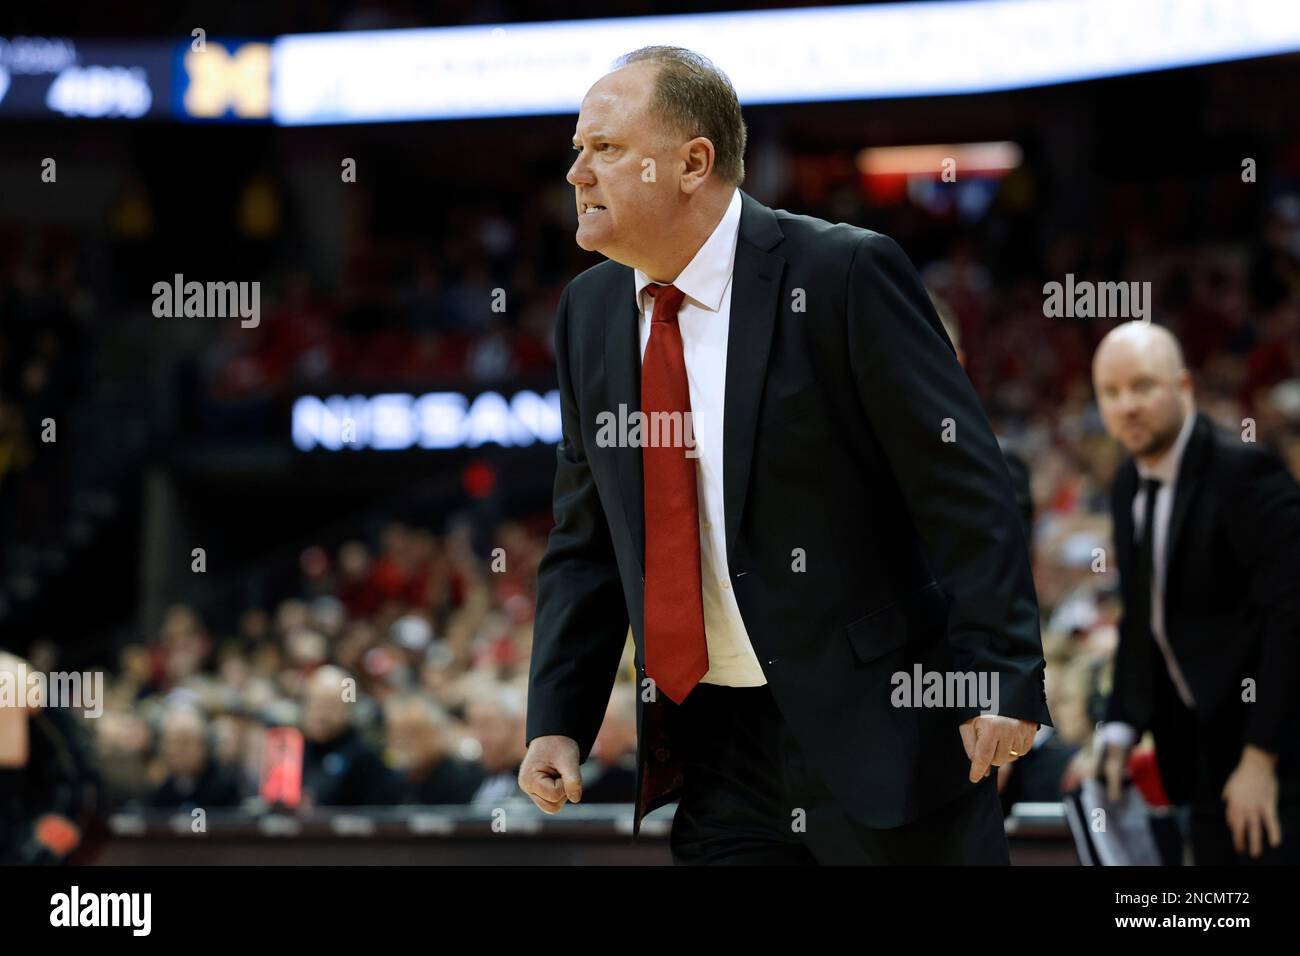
[634,188,742,314]
[1136,409,1196,485]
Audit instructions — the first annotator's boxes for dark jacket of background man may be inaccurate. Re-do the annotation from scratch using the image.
[1106,413,1300,815]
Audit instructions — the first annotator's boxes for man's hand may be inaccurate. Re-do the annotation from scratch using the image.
[518,735,583,814]
[1222,744,1282,859]
[959,715,1036,783]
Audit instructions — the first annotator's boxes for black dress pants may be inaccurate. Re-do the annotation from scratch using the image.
[1188,800,1300,865]
[665,682,1009,865]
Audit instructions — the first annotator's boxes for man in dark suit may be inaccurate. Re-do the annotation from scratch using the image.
[519,46,1050,864]
[147,707,241,811]
[384,695,484,805]
[299,666,402,808]
[1093,321,1300,864]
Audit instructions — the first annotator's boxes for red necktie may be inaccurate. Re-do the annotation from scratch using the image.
[642,283,709,705]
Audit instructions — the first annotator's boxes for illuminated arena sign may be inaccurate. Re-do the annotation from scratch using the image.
[291,390,562,451]
[6,2,1300,125]
[270,0,1300,125]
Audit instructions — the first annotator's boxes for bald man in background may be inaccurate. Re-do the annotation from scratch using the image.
[147,708,241,811]
[300,666,401,808]
[384,695,484,805]
[1092,321,1300,864]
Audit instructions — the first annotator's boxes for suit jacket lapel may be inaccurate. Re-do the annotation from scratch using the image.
[723,193,785,562]
[1165,413,1210,569]
[605,272,645,574]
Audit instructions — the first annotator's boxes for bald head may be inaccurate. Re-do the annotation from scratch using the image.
[302,665,352,743]
[466,685,526,772]
[384,695,451,773]
[1094,321,1187,379]
[1092,322,1193,464]
[161,707,209,778]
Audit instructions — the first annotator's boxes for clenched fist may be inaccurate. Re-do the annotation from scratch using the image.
[518,735,584,814]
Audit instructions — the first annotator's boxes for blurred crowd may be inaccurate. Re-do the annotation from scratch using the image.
[11,164,1300,821]
[86,519,639,813]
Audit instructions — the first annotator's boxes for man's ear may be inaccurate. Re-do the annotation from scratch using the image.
[679,137,715,194]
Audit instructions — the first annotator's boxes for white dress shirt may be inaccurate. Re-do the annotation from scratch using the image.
[633,187,766,687]
[1100,410,1198,750]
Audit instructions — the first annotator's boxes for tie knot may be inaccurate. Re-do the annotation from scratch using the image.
[646,283,686,324]
[1142,476,1162,496]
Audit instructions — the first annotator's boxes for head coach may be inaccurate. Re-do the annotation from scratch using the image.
[518,46,1051,865]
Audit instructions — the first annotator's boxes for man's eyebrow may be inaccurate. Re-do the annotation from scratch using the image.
[572,131,615,145]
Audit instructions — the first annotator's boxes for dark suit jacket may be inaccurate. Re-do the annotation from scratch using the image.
[301,726,403,807]
[1105,412,1300,805]
[526,190,1051,837]
[404,756,485,805]
[147,761,242,811]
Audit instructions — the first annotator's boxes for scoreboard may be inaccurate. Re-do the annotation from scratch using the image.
[0,35,271,121]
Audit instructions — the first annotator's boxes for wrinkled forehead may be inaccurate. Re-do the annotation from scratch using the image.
[573,65,656,140]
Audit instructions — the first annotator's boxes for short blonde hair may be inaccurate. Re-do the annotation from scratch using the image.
[614,45,748,185]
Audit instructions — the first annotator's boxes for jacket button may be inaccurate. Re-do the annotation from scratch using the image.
[655,747,670,762]
[672,774,684,787]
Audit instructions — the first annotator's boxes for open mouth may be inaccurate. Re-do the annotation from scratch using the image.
[581,203,607,216]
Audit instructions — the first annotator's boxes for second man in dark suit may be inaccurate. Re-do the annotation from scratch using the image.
[1093,321,1300,864]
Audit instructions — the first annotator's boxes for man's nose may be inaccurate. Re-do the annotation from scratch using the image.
[567,154,593,187]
